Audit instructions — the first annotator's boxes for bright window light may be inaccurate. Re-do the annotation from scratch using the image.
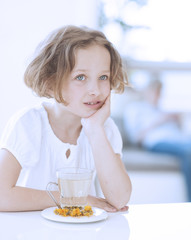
[100,0,191,62]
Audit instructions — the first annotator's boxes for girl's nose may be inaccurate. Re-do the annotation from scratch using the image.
[87,80,100,96]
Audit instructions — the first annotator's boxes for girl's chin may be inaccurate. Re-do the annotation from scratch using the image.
[81,110,97,119]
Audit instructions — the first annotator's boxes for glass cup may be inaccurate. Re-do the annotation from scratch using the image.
[46,168,93,209]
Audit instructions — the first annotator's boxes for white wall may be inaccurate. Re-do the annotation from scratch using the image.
[0,0,99,136]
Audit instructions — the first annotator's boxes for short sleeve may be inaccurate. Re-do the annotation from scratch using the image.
[104,117,123,157]
[0,108,42,168]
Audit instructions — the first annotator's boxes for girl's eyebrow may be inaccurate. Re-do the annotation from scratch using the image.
[73,69,110,73]
[73,68,110,72]
[72,69,87,73]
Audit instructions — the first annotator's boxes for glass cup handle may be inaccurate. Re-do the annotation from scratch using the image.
[46,182,61,209]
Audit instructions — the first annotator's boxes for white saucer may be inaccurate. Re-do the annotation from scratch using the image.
[41,207,108,223]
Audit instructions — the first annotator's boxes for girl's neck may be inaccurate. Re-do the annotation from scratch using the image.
[43,102,82,145]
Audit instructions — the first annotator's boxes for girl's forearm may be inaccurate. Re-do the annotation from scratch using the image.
[0,186,58,212]
[88,127,132,209]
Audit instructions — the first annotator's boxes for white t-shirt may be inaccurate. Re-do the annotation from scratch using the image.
[0,102,122,195]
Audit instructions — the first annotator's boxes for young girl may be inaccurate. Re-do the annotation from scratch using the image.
[0,25,132,212]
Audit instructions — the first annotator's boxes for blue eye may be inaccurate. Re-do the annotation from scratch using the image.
[100,75,108,80]
[76,75,85,81]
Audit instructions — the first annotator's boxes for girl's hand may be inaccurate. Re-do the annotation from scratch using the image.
[81,94,111,136]
[87,195,129,213]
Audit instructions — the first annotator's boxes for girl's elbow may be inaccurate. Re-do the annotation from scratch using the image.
[112,185,132,210]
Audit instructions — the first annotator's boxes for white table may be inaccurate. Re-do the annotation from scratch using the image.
[0,203,191,240]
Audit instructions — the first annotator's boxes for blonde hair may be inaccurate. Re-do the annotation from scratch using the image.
[24,25,128,103]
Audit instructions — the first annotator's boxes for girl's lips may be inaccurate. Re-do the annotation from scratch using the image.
[84,101,103,109]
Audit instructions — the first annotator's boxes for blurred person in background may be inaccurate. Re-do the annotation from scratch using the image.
[123,79,191,201]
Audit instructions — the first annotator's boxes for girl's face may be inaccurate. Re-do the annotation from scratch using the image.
[61,44,111,118]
